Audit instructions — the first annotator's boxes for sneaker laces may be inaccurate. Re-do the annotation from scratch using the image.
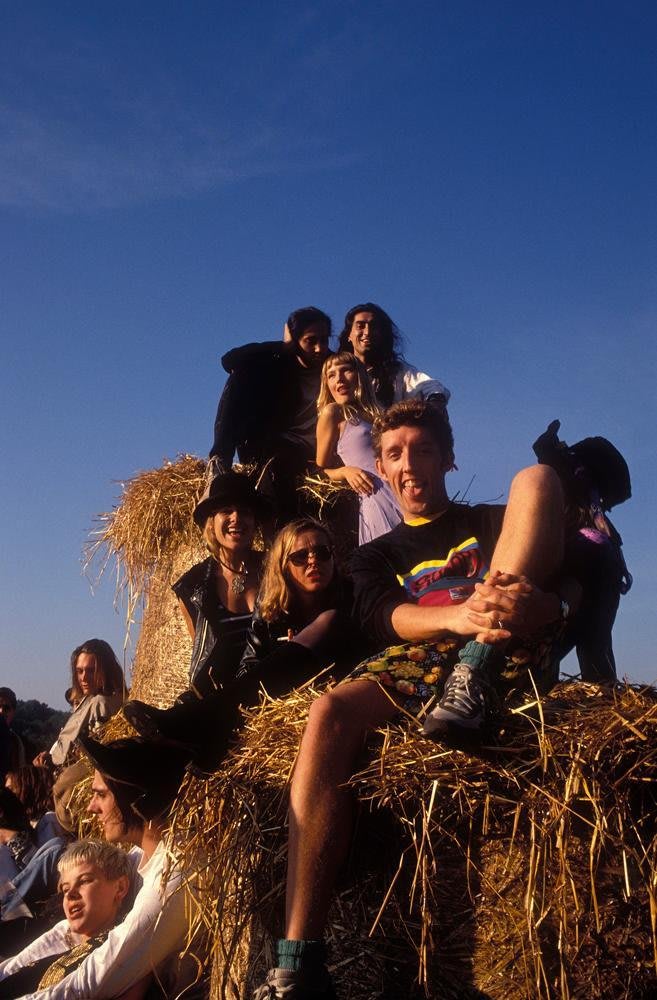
[440,662,487,716]
[252,969,300,1000]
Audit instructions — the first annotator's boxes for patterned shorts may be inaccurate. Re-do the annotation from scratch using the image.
[343,629,561,716]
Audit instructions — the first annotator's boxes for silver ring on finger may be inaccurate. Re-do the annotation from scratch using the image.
[496,619,504,630]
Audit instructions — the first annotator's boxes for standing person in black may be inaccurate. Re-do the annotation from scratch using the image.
[210,307,332,527]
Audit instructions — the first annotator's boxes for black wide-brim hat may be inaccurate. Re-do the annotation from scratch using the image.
[193,470,271,527]
[79,734,190,823]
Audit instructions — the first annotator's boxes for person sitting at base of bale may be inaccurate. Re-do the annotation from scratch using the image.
[124,518,366,773]
[34,640,125,836]
[11,734,197,1000]
[316,351,402,544]
[209,306,332,526]
[34,641,125,774]
[172,470,268,701]
[0,789,38,883]
[0,840,132,998]
[6,768,67,849]
[251,398,590,1000]
[0,789,71,955]
[337,302,450,410]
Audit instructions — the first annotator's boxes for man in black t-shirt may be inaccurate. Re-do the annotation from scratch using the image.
[252,399,576,1000]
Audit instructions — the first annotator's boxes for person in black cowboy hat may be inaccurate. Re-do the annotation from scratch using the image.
[23,733,201,1000]
[174,469,271,700]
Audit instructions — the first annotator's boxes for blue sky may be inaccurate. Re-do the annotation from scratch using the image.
[2,1,656,708]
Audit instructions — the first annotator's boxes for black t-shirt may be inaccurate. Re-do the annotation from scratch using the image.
[350,503,506,648]
[280,363,323,458]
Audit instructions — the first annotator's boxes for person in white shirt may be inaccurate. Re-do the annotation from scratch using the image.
[14,735,194,1000]
[336,302,450,411]
[33,640,126,838]
[33,641,125,773]
[0,840,132,997]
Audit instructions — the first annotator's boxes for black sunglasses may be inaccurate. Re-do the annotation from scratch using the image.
[287,544,333,567]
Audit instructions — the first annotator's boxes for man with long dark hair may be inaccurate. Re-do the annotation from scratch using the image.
[337,302,450,410]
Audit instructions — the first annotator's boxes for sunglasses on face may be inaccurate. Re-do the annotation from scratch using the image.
[287,544,333,567]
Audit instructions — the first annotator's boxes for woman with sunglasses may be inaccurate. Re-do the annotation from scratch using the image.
[237,518,348,680]
[316,352,402,544]
[124,519,364,771]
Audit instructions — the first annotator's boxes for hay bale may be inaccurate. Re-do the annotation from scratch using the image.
[168,681,657,1000]
[85,458,657,996]
[128,550,199,706]
[86,455,208,705]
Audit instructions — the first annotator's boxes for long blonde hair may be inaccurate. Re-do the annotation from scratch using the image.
[316,352,381,424]
[257,518,337,623]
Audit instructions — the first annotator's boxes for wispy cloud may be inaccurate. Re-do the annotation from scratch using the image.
[0,6,370,214]
[0,98,352,213]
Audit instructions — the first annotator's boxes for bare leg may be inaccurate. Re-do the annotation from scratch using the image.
[489,464,564,585]
[285,680,398,940]
[425,465,567,737]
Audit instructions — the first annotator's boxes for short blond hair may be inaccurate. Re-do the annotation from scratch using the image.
[57,840,131,885]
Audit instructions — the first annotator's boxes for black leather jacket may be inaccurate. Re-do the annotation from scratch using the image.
[236,610,295,681]
[236,583,367,686]
[172,558,252,698]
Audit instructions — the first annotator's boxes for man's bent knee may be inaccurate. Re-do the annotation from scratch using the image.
[305,682,394,746]
[509,464,564,503]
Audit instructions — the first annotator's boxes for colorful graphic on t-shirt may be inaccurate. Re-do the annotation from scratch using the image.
[396,535,490,606]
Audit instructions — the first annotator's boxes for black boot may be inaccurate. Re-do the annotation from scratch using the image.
[124,695,241,773]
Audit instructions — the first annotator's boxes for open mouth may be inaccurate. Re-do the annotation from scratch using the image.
[402,480,427,501]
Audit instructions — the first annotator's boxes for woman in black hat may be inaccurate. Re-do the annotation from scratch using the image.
[174,470,269,698]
